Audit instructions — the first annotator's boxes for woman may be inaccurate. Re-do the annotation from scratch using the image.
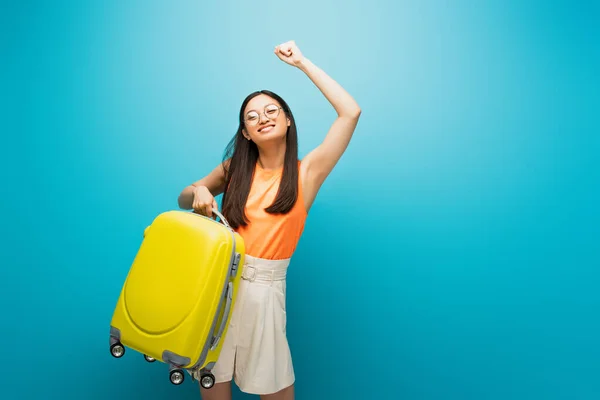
[178,40,361,400]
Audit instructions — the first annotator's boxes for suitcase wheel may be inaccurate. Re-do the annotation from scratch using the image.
[144,354,156,363]
[199,373,215,389]
[170,369,185,385]
[110,342,125,358]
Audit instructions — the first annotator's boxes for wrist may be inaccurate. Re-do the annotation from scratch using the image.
[296,57,311,72]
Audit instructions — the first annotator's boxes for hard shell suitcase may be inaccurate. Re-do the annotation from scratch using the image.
[109,209,245,389]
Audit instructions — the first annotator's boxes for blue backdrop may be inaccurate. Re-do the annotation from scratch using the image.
[2,1,599,399]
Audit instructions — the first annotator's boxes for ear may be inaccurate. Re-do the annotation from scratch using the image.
[242,129,251,141]
[286,118,291,127]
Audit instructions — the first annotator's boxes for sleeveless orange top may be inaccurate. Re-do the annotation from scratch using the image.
[234,161,308,260]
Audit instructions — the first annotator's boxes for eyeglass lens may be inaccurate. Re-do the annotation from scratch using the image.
[246,105,280,125]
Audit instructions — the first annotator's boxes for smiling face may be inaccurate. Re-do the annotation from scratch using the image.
[242,94,290,145]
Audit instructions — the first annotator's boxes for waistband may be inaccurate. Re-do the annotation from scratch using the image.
[241,255,290,283]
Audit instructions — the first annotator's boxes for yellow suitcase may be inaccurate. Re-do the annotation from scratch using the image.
[109,209,244,389]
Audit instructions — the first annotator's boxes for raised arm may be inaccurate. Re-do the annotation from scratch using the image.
[274,41,361,210]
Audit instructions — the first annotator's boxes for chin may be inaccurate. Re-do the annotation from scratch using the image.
[255,128,286,143]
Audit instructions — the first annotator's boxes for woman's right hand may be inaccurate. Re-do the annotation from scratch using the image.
[191,185,218,218]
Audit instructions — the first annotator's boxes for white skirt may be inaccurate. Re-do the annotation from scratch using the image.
[207,255,295,395]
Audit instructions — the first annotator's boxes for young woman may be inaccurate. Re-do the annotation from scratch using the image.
[178,40,361,400]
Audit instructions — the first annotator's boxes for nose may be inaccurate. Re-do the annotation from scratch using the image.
[259,112,270,124]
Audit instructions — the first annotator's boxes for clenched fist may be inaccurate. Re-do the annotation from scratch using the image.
[274,40,305,68]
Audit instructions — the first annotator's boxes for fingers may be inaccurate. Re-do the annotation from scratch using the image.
[191,187,217,218]
[279,45,291,56]
[279,40,296,50]
[192,197,201,214]
[280,44,293,56]
[193,201,212,217]
[192,201,203,215]
[274,45,287,58]
[275,40,296,57]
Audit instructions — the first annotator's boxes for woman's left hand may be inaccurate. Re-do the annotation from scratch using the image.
[274,40,305,68]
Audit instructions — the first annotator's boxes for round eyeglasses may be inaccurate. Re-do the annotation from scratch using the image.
[244,104,283,126]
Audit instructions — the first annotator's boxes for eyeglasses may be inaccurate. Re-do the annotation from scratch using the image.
[244,104,283,126]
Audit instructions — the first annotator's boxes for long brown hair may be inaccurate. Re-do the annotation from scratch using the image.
[220,90,299,229]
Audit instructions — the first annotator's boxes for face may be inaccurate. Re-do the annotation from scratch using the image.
[242,94,290,144]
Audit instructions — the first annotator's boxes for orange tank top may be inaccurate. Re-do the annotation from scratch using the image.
[234,161,308,260]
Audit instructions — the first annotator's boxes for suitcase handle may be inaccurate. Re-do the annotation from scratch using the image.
[211,281,233,350]
[211,208,232,230]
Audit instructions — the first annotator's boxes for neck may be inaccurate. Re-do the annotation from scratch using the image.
[257,139,287,170]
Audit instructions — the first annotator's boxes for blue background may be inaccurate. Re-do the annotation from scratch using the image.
[2,1,599,399]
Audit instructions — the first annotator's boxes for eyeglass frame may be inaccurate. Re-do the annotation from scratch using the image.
[243,104,284,126]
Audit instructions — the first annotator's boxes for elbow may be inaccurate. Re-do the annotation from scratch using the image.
[344,107,361,120]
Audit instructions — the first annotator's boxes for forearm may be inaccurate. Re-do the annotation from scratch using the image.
[178,162,228,209]
[297,58,361,118]
[178,186,196,209]
[178,183,225,210]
